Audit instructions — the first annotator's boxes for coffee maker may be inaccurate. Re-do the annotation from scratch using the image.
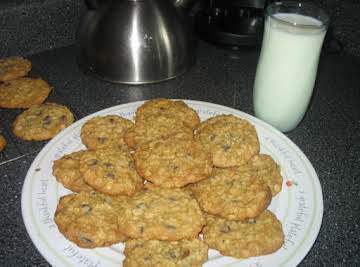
[195,0,267,49]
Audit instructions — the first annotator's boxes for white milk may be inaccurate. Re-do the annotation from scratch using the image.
[253,13,327,132]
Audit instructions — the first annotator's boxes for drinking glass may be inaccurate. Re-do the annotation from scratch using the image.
[253,2,329,132]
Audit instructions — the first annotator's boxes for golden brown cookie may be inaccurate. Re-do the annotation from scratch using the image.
[135,98,200,129]
[237,154,283,196]
[202,210,284,259]
[118,186,205,240]
[54,192,127,248]
[52,150,93,193]
[80,147,144,196]
[133,137,213,188]
[190,167,271,220]
[123,238,208,267]
[0,57,31,81]
[0,77,51,108]
[195,114,260,167]
[80,115,134,150]
[12,103,74,141]
[0,134,6,151]
[125,114,194,149]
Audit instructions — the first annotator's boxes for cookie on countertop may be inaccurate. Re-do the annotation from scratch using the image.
[52,150,93,193]
[80,115,134,150]
[54,192,128,248]
[202,210,284,259]
[12,103,74,141]
[125,114,194,149]
[190,167,271,220]
[195,114,260,167]
[237,154,283,196]
[133,137,213,188]
[0,57,31,81]
[80,146,144,196]
[118,186,205,240]
[0,77,51,108]
[123,238,208,267]
[0,134,6,151]
[135,98,200,129]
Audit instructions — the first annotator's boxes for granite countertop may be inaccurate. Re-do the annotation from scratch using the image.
[0,41,359,266]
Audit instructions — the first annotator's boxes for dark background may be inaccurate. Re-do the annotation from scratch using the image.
[0,0,360,57]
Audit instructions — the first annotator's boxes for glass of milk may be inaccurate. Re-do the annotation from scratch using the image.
[253,2,329,132]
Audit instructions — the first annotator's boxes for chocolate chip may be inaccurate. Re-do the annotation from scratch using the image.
[60,115,67,123]
[79,235,93,244]
[43,115,52,126]
[180,249,190,259]
[166,250,178,259]
[106,172,115,179]
[97,137,107,144]
[104,162,113,168]
[210,134,216,141]
[220,224,231,233]
[87,159,98,166]
[81,204,92,213]
[222,144,231,152]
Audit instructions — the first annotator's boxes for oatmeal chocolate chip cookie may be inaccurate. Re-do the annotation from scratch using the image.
[195,114,260,167]
[237,154,283,196]
[52,150,93,193]
[80,115,134,150]
[125,114,194,149]
[0,134,6,151]
[0,57,31,81]
[190,167,271,220]
[202,210,284,259]
[54,192,128,248]
[123,238,208,267]
[80,147,144,196]
[0,77,51,108]
[12,103,74,141]
[118,187,205,240]
[135,98,200,129]
[133,137,213,188]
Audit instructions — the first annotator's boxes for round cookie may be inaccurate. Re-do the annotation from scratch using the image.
[80,115,134,150]
[0,57,31,81]
[0,77,51,108]
[118,186,205,240]
[123,238,208,267]
[54,192,128,248]
[0,134,6,151]
[190,167,271,220]
[125,114,194,149]
[52,150,93,193]
[12,103,74,141]
[237,154,283,196]
[195,114,260,167]
[80,147,144,196]
[133,137,213,188]
[135,98,200,129]
[202,210,284,259]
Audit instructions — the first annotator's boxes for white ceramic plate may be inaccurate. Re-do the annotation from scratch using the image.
[22,100,323,267]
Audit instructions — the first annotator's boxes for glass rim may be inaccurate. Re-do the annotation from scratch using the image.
[267,1,330,30]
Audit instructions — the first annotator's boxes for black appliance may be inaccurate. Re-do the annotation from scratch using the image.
[195,0,267,49]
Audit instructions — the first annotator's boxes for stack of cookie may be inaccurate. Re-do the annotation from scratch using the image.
[52,98,284,266]
[0,57,74,146]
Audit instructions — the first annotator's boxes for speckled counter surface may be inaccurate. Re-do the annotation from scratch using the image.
[0,42,359,266]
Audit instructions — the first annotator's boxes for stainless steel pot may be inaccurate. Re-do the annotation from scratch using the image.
[78,0,196,84]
